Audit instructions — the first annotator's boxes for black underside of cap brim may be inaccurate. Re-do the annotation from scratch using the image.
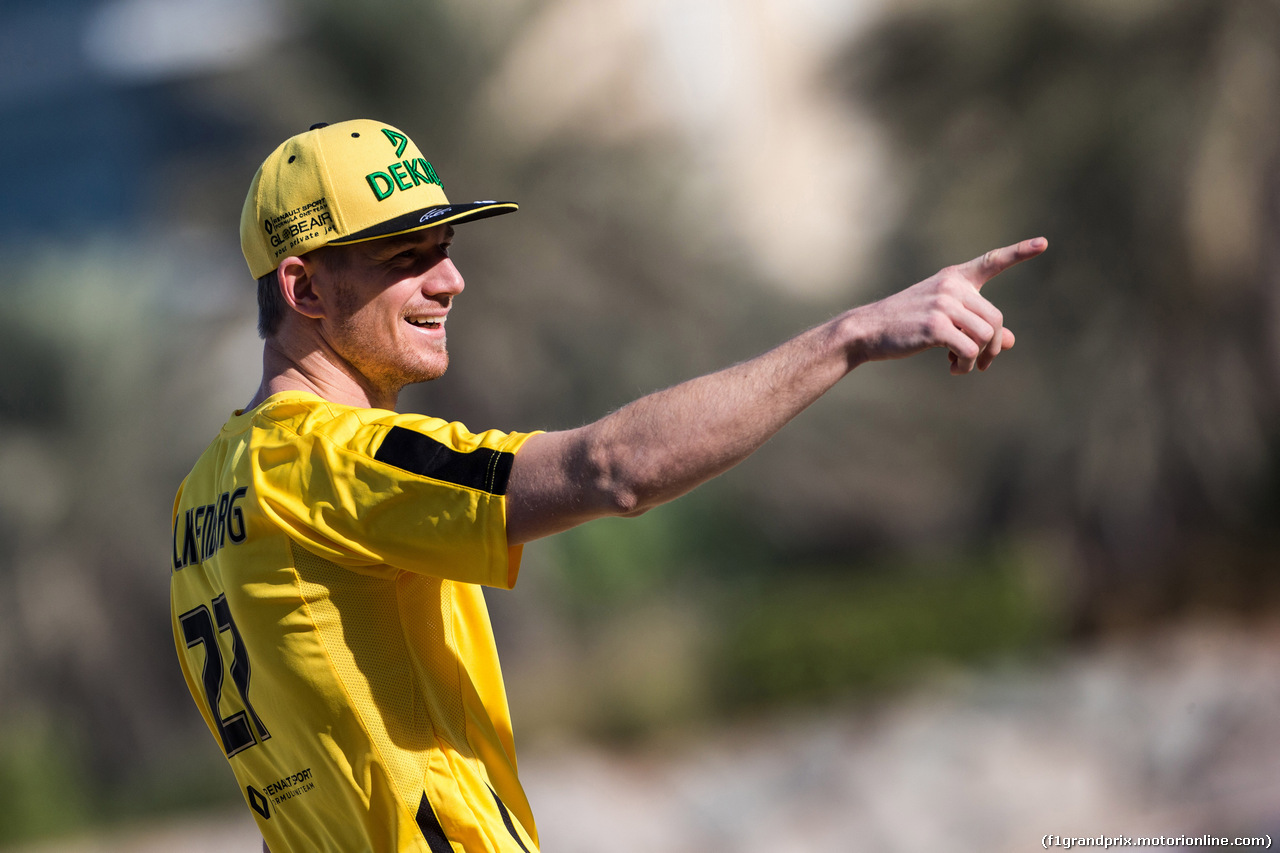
[330,201,519,245]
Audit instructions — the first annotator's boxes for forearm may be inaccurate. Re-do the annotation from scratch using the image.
[504,237,1047,545]
[506,313,856,543]
[594,316,854,500]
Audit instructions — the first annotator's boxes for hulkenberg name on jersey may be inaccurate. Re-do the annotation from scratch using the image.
[172,486,248,571]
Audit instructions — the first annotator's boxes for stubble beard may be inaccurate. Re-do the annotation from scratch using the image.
[328,313,451,403]
[328,270,451,398]
[345,323,450,399]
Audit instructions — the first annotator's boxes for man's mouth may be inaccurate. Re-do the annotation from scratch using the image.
[406,316,446,330]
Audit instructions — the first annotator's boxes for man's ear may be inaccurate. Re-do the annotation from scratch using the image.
[277,255,327,320]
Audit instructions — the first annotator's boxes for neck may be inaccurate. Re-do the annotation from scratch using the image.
[246,337,399,412]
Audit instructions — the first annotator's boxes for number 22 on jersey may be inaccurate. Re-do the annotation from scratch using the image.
[179,593,272,757]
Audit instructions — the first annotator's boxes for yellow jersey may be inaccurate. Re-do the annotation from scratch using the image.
[170,391,540,852]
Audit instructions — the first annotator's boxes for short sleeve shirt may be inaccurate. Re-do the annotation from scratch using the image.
[170,391,540,853]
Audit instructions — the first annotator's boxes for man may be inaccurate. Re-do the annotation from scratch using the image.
[170,119,1045,853]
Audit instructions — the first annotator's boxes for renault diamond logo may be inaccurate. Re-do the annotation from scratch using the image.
[247,785,271,819]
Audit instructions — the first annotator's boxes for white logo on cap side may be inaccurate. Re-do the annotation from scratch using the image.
[420,207,452,223]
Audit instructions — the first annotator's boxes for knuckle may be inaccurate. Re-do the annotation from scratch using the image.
[939,274,970,297]
[930,269,959,292]
[931,293,958,313]
[926,311,951,337]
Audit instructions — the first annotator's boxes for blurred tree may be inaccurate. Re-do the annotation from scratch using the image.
[838,0,1280,631]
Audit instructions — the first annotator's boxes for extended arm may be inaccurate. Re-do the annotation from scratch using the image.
[505,238,1047,544]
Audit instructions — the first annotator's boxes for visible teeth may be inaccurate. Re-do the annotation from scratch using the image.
[408,317,444,327]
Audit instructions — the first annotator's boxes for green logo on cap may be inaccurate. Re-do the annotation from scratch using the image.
[365,159,442,201]
[364,128,441,201]
[381,128,408,157]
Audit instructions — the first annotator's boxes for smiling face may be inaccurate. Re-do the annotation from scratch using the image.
[311,224,464,401]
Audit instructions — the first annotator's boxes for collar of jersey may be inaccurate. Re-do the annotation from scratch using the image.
[225,390,329,431]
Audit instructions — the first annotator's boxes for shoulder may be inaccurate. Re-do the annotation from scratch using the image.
[248,393,537,484]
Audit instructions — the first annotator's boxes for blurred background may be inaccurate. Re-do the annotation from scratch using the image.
[3,0,1280,850]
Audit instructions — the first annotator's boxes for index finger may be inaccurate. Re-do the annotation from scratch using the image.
[959,237,1048,288]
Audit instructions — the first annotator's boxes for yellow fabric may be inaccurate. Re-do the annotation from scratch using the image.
[171,391,540,852]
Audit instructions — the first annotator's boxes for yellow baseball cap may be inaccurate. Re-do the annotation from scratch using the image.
[240,119,518,278]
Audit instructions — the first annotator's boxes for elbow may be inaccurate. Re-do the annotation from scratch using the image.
[597,471,649,517]
[611,488,651,517]
[583,436,654,517]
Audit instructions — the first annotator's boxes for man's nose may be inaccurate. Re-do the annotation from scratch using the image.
[425,258,465,297]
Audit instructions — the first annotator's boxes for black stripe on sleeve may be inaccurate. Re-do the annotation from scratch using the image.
[375,426,515,495]
[488,785,532,853]
[416,793,454,853]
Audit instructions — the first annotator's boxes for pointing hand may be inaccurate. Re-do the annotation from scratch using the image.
[847,237,1048,374]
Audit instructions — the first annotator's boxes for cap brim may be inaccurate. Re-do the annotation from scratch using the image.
[329,201,519,246]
